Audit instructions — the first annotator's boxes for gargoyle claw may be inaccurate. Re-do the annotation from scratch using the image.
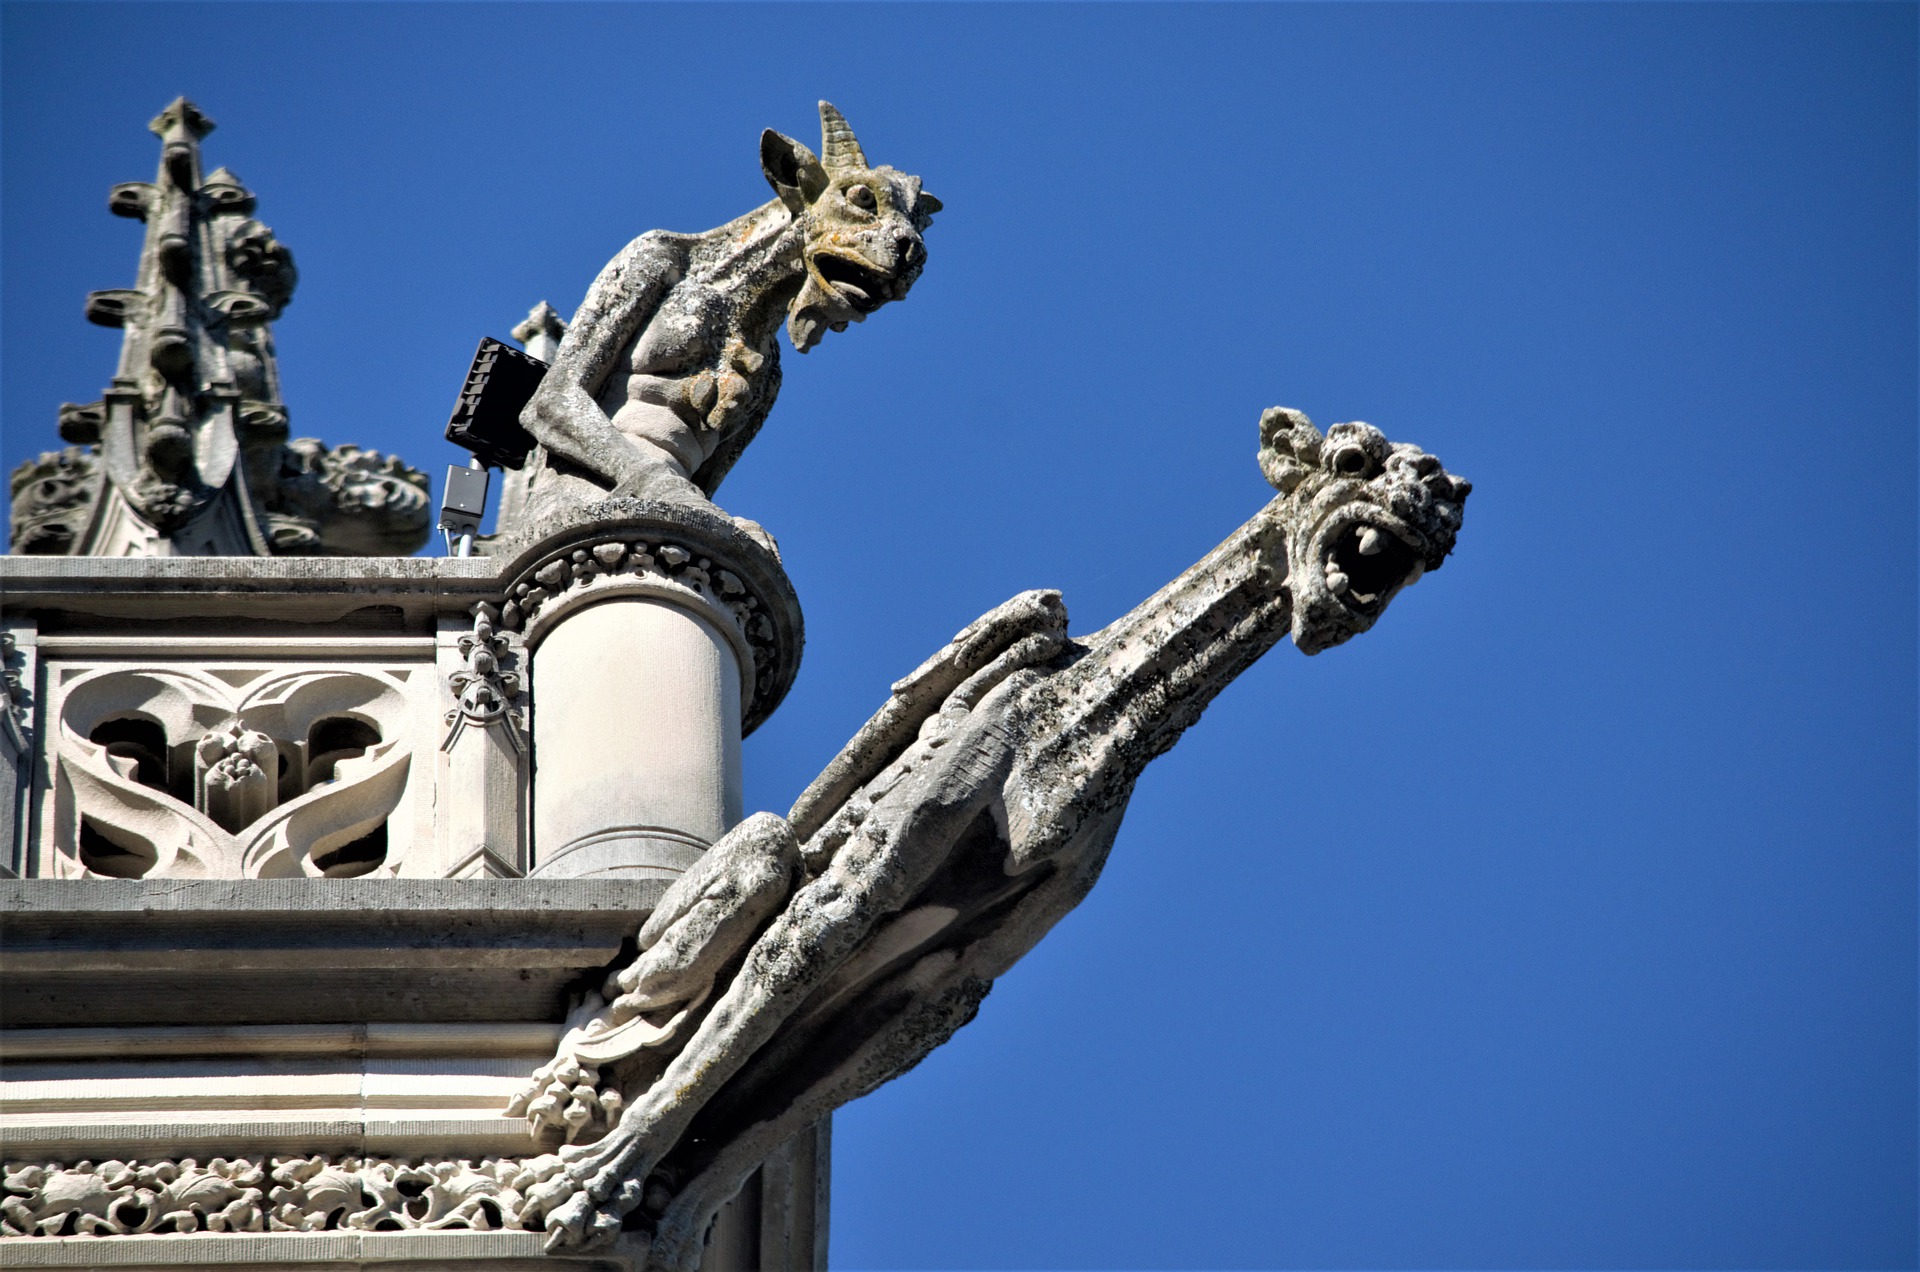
[542,1191,592,1251]
[542,1190,620,1251]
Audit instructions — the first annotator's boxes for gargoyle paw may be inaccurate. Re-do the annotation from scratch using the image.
[539,1175,633,1252]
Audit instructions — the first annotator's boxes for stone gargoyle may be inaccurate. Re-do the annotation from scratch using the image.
[505,407,1470,1267]
[517,102,939,519]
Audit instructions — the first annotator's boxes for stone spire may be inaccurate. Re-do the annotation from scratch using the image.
[8,98,430,557]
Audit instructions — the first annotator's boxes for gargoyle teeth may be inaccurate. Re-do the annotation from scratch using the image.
[1357,527,1385,557]
[1325,570,1350,596]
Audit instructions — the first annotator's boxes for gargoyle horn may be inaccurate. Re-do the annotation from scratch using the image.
[818,102,867,172]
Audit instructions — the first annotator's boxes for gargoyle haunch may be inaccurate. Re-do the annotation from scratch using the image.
[516,102,939,519]
[506,406,1470,1267]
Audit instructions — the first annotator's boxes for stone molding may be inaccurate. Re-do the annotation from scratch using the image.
[0,498,804,739]
[0,878,669,1030]
[0,1230,603,1269]
[486,498,801,735]
[1,1155,541,1239]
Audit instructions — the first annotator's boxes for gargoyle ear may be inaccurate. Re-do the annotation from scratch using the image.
[761,129,829,214]
[1258,406,1321,494]
[917,191,943,218]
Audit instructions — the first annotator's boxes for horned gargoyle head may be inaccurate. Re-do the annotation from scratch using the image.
[761,101,941,352]
[1259,407,1470,655]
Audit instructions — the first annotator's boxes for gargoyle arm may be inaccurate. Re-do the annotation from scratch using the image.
[520,231,685,494]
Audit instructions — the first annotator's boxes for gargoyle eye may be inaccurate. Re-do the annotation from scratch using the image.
[846,185,877,212]
[1330,447,1371,477]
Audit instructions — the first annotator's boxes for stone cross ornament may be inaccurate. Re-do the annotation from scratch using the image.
[507,406,1470,1265]
[516,102,939,519]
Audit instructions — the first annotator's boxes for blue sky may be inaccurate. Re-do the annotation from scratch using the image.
[3,3,1914,1268]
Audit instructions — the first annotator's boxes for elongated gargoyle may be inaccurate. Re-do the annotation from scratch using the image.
[517,102,939,518]
[506,407,1470,1267]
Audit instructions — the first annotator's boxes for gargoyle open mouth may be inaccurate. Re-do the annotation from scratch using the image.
[1323,519,1422,614]
[812,253,893,315]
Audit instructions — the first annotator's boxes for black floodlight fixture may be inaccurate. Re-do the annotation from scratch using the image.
[445,337,544,471]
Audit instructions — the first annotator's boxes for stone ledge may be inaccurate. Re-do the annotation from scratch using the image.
[0,878,663,915]
[0,556,501,631]
[0,1229,638,1268]
[1,881,661,1028]
[1,1023,564,1061]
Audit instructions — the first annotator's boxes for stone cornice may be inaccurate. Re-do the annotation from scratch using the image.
[0,497,805,734]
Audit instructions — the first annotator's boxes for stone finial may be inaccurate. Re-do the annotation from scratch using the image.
[511,301,568,363]
[148,96,214,143]
[7,100,428,558]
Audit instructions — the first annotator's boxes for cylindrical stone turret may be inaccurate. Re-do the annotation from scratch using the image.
[495,500,800,883]
[529,596,743,879]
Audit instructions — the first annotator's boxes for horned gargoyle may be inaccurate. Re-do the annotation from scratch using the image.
[503,406,1469,1266]
[517,102,939,519]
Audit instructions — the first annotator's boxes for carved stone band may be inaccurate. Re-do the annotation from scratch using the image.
[486,498,802,735]
[1,1155,544,1239]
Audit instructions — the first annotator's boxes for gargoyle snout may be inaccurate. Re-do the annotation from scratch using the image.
[894,233,925,269]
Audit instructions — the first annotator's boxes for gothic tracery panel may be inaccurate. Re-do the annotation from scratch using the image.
[37,660,436,879]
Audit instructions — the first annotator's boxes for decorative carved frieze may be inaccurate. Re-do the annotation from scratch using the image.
[500,531,785,729]
[1,1155,540,1239]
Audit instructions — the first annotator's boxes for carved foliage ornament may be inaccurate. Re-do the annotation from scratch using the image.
[501,535,782,727]
[1,634,29,754]
[8,448,103,557]
[1,1156,548,1239]
[443,603,526,752]
[50,666,416,878]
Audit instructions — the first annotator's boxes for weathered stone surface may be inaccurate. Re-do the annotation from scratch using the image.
[508,408,1469,1267]
[5,99,430,558]
[0,878,668,1027]
[7,451,102,557]
[485,494,804,735]
[514,102,938,523]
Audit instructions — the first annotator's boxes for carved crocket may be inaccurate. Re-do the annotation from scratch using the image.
[505,407,1469,1266]
[517,102,939,518]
